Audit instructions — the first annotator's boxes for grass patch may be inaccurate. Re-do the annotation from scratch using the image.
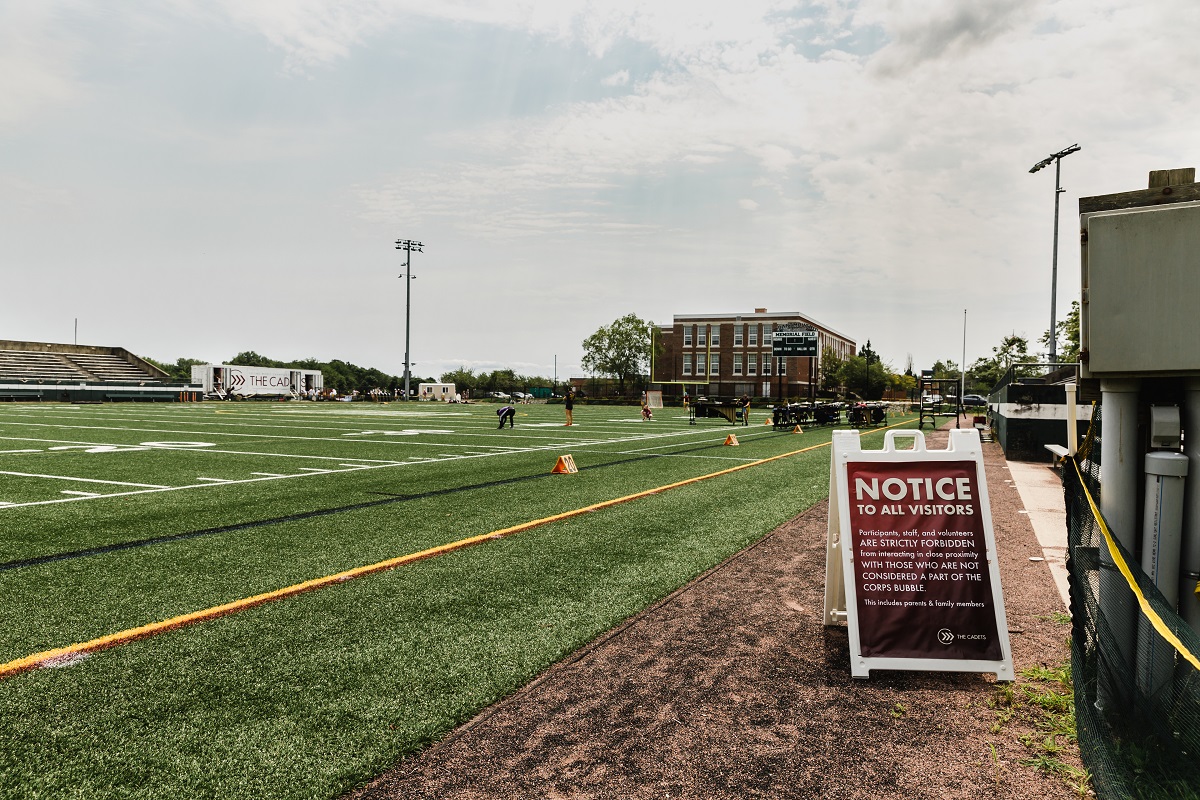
[987,657,1090,796]
[0,401,921,798]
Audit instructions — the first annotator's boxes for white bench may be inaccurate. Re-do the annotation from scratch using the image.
[1044,444,1070,459]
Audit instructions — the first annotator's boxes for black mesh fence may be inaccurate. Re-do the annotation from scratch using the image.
[1064,403,1200,798]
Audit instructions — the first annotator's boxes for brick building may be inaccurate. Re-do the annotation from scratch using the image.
[653,308,855,401]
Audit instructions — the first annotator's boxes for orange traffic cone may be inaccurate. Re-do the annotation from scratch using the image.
[793,425,803,434]
[724,434,739,446]
[551,454,578,474]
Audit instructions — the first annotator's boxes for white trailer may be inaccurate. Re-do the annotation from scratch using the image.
[191,364,323,399]
[418,382,456,401]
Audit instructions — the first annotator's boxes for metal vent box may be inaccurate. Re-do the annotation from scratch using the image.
[1081,200,1200,378]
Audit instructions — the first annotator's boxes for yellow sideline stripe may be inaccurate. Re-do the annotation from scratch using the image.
[0,419,916,679]
[1072,458,1200,672]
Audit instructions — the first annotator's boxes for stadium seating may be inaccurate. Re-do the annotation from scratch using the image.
[63,352,160,382]
[0,344,163,383]
[0,350,91,381]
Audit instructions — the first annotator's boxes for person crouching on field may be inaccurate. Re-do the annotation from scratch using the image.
[497,405,516,429]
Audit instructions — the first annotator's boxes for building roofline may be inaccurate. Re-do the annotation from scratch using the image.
[669,312,853,343]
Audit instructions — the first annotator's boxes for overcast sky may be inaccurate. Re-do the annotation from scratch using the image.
[4,1,1196,381]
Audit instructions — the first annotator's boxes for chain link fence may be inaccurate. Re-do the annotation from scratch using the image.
[1064,403,1200,798]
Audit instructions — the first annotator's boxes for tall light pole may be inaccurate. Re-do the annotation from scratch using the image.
[395,238,423,400]
[1029,143,1080,363]
[960,308,967,418]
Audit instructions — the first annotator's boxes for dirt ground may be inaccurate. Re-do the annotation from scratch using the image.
[347,423,1083,799]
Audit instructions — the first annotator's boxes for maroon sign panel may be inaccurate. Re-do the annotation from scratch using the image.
[846,460,1002,661]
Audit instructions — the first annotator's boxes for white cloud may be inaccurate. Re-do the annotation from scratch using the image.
[6,0,1200,375]
[0,2,82,128]
[601,69,630,87]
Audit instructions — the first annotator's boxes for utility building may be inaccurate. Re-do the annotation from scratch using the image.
[653,308,855,401]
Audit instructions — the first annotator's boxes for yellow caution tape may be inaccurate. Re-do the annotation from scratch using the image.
[1072,458,1200,672]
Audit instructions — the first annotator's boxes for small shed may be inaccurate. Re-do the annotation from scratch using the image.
[418,382,456,401]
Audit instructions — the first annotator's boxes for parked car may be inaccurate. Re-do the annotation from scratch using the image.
[488,391,510,399]
[921,393,943,405]
[962,394,988,408]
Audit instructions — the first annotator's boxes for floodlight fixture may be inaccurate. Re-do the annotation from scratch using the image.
[395,238,424,400]
[1028,144,1080,363]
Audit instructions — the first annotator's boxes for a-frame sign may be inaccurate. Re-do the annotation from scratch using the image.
[824,428,1013,680]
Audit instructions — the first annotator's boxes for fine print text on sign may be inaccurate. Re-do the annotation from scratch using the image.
[847,461,1001,661]
[824,428,1013,680]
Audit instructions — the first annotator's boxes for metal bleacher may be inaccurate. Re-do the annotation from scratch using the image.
[0,350,161,383]
[0,341,183,403]
[62,352,160,382]
[0,350,91,382]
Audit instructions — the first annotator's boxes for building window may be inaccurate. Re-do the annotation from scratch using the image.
[683,354,692,375]
[734,327,743,347]
[748,353,757,375]
[762,356,771,376]
[711,327,720,347]
[698,326,707,347]
[734,354,743,375]
[684,326,692,347]
[710,354,719,375]
[749,326,758,346]
[696,354,705,375]
[763,327,773,346]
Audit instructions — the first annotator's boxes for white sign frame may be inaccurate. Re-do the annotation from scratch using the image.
[824,428,1014,681]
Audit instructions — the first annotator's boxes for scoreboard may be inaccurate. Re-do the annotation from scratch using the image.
[772,328,818,357]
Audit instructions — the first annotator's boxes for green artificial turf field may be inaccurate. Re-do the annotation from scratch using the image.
[0,400,918,799]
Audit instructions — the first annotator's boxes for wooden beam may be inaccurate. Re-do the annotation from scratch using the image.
[1080,182,1200,215]
[1149,168,1196,188]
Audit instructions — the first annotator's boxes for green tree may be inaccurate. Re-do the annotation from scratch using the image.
[966,334,1033,393]
[858,340,881,365]
[144,356,206,382]
[931,360,960,380]
[1040,301,1081,363]
[891,372,917,397]
[230,351,282,368]
[819,346,846,393]
[440,367,478,393]
[842,355,889,400]
[581,313,652,396]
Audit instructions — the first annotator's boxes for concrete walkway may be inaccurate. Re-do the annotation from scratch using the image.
[1005,459,1070,607]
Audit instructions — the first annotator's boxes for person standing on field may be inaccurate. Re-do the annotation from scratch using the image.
[497,405,516,428]
[740,393,751,426]
[564,389,575,426]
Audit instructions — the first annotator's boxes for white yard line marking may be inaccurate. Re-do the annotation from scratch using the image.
[195,477,232,483]
[0,449,41,454]
[0,413,763,509]
[250,472,287,477]
[60,490,102,497]
[0,436,407,465]
[0,470,169,488]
